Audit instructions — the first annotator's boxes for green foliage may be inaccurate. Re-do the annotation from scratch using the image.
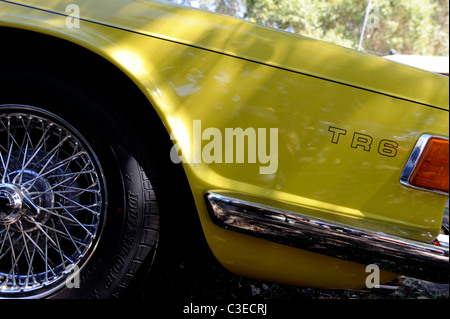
[245,0,449,56]
[172,0,449,56]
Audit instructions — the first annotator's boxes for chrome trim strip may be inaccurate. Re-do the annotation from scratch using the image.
[400,134,449,195]
[205,193,449,283]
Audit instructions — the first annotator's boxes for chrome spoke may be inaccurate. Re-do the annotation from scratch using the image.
[0,107,105,297]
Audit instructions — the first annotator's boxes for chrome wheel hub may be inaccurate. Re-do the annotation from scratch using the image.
[0,179,53,232]
[0,184,24,226]
[0,106,106,298]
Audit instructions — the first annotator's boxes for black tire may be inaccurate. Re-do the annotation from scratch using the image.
[0,65,160,298]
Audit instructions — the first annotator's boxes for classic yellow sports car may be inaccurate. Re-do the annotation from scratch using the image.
[0,0,448,299]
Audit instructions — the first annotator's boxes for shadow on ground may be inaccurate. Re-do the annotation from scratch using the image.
[130,239,448,301]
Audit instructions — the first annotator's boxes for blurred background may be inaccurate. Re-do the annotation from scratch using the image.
[167,0,449,57]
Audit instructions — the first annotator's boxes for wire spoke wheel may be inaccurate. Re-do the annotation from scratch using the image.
[0,105,106,298]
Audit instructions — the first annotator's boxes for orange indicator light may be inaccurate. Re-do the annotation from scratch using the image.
[409,138,449,194]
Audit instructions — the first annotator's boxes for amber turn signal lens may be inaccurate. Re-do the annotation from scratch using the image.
[409,138,449,194]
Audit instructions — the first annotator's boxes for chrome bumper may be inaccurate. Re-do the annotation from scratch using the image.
[205,193,449,283]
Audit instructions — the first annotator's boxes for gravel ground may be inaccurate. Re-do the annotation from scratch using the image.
[131,237,448,302]
[124,248,447,316]
[143,264,449,301]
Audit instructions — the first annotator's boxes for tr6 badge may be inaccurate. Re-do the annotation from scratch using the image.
[328,126,398,157]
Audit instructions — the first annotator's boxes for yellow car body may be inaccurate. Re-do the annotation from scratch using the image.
[0,0,448,296]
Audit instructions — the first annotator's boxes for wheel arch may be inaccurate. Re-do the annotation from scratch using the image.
[1,25,168,136]
[0,25,204,253]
